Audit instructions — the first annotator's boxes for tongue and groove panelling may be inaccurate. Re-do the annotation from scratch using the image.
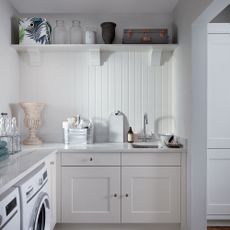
[19,51,174,142]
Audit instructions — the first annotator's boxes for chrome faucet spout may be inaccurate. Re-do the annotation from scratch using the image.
[143,113,148,142]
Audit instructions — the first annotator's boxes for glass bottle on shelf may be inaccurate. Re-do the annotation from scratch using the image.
[53,20,68,44]
[70,20,83,44]
[0,113,7,136]
[11,117,21,154]
[84,26,96,44]
[0,113,10,136]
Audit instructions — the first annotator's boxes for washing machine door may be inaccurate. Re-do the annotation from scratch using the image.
[29,192,51,230]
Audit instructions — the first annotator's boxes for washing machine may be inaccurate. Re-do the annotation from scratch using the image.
[0,186,21,230]
[15,162,51,230]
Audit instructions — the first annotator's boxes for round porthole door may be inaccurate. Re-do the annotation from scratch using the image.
[29,192,51,230]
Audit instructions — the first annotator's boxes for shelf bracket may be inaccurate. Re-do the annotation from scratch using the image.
[89,48,101,66]
[148,48,163,66]
[27,48,41,66]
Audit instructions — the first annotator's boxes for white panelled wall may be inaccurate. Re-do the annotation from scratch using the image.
[19,51,174,142]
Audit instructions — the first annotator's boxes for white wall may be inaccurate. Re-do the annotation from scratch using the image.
[0,0,19,116]
[18,13,175,142]
[19,51,174,142]
[173,0,214,139]
[173,1,213,230]
[173,1,230,230]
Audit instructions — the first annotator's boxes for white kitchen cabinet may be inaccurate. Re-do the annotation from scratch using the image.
[61,166,120,223]
[60,152,181,224]
[208,24,230,148]
[207,149,230,219]
[46,153,57,229]
[122,167,180,223]
[207,24,230,221]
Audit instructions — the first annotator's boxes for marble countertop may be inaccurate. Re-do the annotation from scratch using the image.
[0,141,186,194]
[22,142,186,153]
[0,149,56,194]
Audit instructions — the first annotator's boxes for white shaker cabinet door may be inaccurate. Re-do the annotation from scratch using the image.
[208,33,230,148]
[61,167,120,223]
[122,167,180,223]
[207,149,230,219]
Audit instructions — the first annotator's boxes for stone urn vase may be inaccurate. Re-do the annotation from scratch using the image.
[101,22,116,44]
[20,102,45,145]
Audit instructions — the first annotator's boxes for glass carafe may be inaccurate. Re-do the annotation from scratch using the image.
[53,20,67,44]
[70,20,83,44]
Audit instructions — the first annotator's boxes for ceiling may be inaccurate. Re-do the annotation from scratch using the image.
[8,0,178,14]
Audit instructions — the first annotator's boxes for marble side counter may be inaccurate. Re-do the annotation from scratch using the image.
[0,149,56,194]
[22,142,186,153]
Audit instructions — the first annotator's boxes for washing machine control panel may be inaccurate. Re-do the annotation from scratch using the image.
[5,197,17,216]
[0,187,20,229]
[21,166,48,202]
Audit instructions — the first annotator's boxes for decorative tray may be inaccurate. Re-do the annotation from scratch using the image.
[123,28,169,44]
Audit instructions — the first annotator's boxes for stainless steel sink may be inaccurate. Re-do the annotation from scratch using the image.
[131,142,160,148]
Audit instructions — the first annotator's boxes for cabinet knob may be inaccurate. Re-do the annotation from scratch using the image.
[50,161,55,165]
[113,193,118,198]
[89,157,93,161]
[125,194,129,198]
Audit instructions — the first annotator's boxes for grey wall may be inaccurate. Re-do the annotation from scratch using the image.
[0,0,19,116]
[173,0,214,139]
[211,5,230,22]
[173,0,214,230]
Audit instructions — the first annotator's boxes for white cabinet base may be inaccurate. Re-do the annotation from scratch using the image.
[61,167,120,223]
[60,152,183,225]
[207,149,230,219]
[122,167,180,223]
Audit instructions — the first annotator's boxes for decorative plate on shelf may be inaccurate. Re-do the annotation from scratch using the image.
[19,17,51,45]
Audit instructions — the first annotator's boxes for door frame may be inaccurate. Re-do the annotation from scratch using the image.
[191,1,230,229]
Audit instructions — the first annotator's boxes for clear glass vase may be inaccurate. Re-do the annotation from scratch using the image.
[53,20,68,44]
[70,20,83,44]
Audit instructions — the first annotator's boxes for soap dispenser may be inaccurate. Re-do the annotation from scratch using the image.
[127,127,134,143]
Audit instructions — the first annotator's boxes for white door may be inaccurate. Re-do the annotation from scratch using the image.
[122,167,180,223]
[208,30,230,148]
[207,149,230,219]
[61,167,120,223]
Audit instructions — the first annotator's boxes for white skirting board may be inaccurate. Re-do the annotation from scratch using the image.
[54,224,181,230]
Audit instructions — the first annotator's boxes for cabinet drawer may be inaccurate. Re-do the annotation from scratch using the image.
[61,152,120,166]
[122,152,181,166]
